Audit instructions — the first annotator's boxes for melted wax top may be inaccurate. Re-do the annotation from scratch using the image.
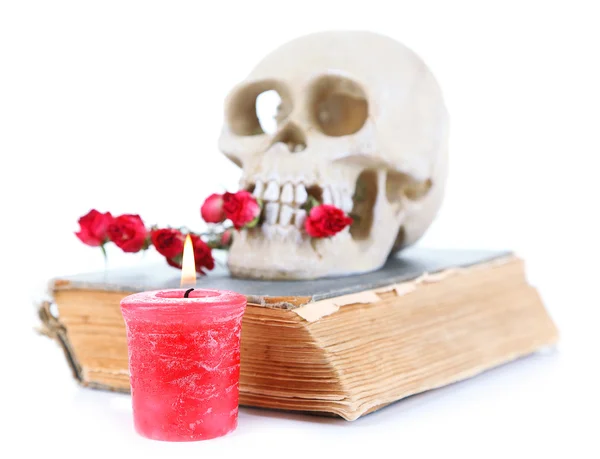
[120,289,246,320]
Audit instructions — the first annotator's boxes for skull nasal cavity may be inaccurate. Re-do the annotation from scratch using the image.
[270,123,307,153]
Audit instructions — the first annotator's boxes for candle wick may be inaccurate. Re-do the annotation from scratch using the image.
[184,288,195,298]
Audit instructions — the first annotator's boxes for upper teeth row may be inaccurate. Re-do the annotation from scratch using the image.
[254,180,306,205]
[252,180,353,213]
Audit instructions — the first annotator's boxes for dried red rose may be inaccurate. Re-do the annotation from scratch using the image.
[201,193,226,223]
[222,191,261,230]
[151,228,185,259]
[168,234,215,275]
[107,214,148,253]
[191,234,215,274]
[75,209,113,247]
[304,204,353,238]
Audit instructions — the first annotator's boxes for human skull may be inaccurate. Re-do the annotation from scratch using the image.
[218,31,448,280]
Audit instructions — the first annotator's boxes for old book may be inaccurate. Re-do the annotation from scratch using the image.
[40,248,558,421]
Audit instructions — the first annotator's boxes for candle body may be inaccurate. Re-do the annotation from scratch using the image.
[120,289,246,441]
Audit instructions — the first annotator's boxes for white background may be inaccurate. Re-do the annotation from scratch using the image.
[1,1,599,457]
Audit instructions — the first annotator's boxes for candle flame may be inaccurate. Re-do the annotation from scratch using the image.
[180,234,196,288]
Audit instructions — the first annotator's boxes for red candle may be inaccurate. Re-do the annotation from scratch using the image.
[120,288,246,441]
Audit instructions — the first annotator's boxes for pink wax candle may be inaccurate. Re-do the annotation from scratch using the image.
[120,288,246,441]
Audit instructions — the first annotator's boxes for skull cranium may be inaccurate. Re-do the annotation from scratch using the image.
[218,31,448,279]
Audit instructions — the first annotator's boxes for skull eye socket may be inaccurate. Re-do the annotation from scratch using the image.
[310,76,368,137]
[226,81,291,136]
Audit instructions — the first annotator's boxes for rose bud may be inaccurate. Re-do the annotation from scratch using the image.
[304,204,353,238]
[75,209,113,247]
[151,228,185,259]
[107,214,148,253]
[201,193,226,223]
[222,191,261,230]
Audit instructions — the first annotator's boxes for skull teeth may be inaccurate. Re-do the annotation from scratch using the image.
[294,209,307,229]
[253,179,265,198]
[280,183,294,204]
[279,204,294,225]
[332,188,342,208]
[322,187,333,205]
[263,181,280,201]
[256,180,309,206]
[265,202,280,224]
[294,184,307,205]
[341,194,354,213]
[245,178,354,227]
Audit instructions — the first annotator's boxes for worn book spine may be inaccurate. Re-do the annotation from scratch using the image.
[39,255,558,421]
